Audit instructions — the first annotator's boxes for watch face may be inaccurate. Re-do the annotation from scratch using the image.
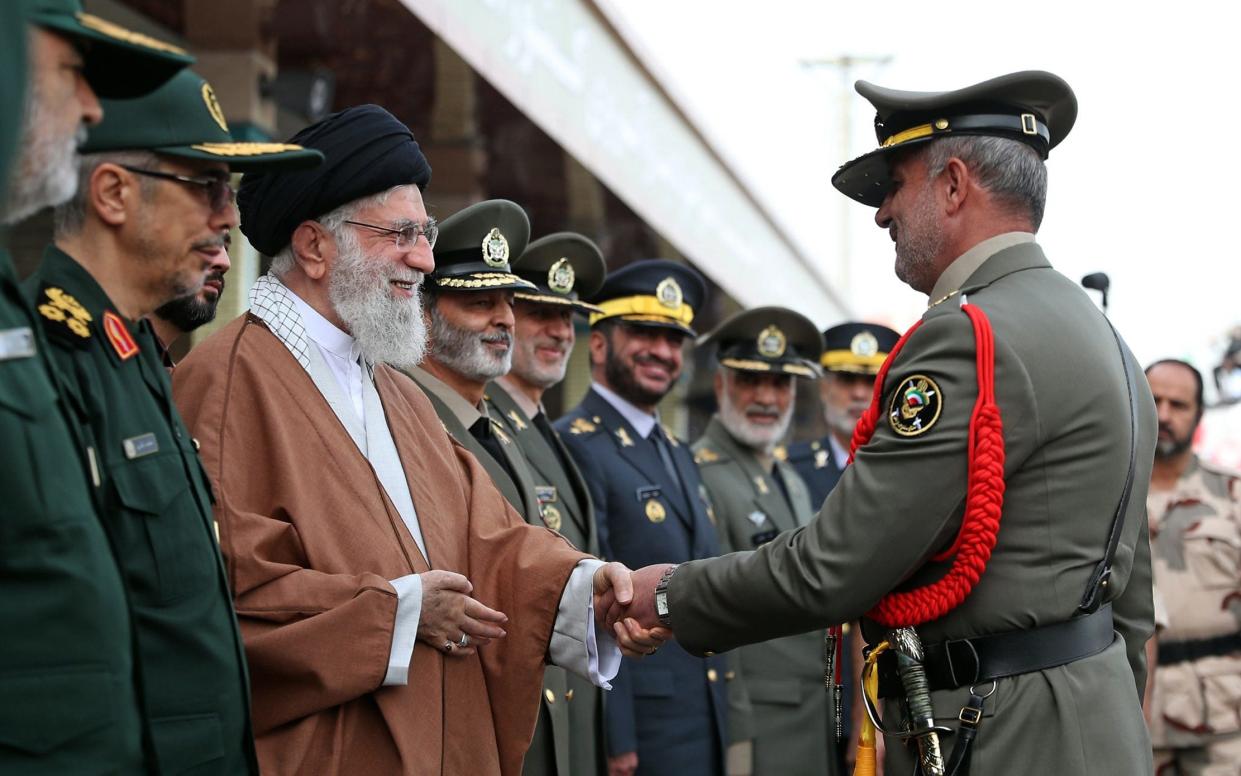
[656,592,669,616]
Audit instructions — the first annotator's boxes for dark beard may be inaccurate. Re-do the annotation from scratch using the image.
[154,291,219,335]
[603,340,671,407]
[1154,434,1193,460]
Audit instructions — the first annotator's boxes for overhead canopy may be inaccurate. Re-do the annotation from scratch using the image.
[401,0,848,321]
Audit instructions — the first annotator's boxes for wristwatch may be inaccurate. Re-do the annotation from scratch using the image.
[654,564,680,628]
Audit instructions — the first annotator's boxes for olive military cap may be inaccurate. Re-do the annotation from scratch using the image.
[512,232,606,314]
[832,70,1077,207]
[430,199,536,292]
[30,0,193,99]
[698,306,823,379]
[588,258,707,337]
[819,322,900,375]
[83,69,324,171]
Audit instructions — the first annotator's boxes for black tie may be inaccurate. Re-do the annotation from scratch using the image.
[649,424,683,494]
[469,416,518,484]
[533,412,574,474]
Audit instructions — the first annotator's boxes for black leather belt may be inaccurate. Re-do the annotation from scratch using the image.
[1158,632,1241,666]
[877,605,1114,699]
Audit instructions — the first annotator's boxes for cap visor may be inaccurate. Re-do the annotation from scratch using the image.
[606,314,695,338]
[159,144,325,172]
[434,273,538,292]
[35,12,193,99]
[513,291,604,315]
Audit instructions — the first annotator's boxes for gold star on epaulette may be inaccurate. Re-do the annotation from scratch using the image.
[37,286,92,339]
[569,417,597,435]
[507,410,528,431]
[694,447,721,465]
[773,445,788,462]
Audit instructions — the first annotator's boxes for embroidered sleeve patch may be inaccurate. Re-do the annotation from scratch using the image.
[887,374,943,437]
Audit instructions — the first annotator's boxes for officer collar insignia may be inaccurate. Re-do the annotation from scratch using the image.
[616,427,635,447]
[851,330,879,357]
[202,83,229,132]
[757,325,787,358]
[102,310,139,360]
[569,417,596,435]
[773,444,788,462]
[548,258,575,294]
[37,286,93,340]
[753,475,770,495]
[481,228,510,268]
[888,374,942,437]
[694,447,720,464]
[655,277,683,309]
[507,409,528,431]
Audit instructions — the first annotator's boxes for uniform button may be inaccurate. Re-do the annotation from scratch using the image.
[842,623,851,635]
[544,689,556,704]
[192,437,201,452]
[707,668,718,682]
[724,671,736,682]
[564,690,574,702]
[703,650,715,657]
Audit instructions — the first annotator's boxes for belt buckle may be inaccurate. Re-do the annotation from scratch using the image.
[943,638,981,689]
[958,706,983,726]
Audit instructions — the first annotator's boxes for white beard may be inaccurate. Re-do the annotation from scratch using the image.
[719,391,793,453]
[428,306,513,382]
[2,80,84,225]
[329,239,427,368]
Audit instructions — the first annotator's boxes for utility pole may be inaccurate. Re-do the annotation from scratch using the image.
[801,55,891,301]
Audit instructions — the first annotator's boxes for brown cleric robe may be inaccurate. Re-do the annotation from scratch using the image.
[172,311,589,775]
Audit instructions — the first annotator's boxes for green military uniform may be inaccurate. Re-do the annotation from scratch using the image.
[489,231,611,775]
[1148,455,1241,773]
[403,199,572,776]
[661,73,1158,775]
[19,68,319,774]
[0,4,190,771]
[692,306,841,775]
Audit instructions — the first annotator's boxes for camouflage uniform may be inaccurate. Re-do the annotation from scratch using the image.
[1148,455,1241,775]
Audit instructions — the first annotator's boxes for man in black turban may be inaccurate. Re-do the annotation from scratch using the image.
[170,105,666,775]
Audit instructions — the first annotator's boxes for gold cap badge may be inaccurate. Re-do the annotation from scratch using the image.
[851,331,879,357]
[548,257,575,294]
[482,228,510,268]
[757,325,787,358]
[656,277,683,309]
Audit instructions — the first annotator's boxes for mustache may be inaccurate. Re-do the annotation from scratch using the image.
[389,269,424,285]
[480,330,512,347]
[744,403,782,417]
[191,233,232,252]
[634,352,676,370]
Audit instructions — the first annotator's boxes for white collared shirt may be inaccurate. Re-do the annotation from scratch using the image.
[592,382,659,438]
[828,433,850,471]
[287,293,367,423]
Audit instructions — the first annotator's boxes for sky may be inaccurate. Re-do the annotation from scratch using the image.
[611,0,1238,393]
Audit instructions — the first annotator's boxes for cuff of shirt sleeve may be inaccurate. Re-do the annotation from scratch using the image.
[383,573,423,686]
[550,559,621,689]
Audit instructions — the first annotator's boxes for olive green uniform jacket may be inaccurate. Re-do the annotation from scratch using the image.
[0,242,146,771]
[490,380,606,776]
[403,366,572,776]
[26,246,257,775]
[666,242,1158,775]
[693,417,840,775]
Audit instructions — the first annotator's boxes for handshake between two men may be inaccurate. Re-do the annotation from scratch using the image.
[414,562,674,659]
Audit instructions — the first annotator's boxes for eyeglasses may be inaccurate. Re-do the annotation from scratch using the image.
[344,219,438,250]
[120,165,237,213]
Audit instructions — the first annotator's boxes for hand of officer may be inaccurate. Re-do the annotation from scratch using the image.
[604,563,674,632]
[607,750,638,776]
[417,569,508,657]
[593,562,670,657]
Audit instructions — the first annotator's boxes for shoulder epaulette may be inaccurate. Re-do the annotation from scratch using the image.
[568,416,599,436]
[36,285,93,349]
[694,447,721,465]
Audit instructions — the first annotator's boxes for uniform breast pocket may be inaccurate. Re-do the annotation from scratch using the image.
[1182,517,1241,589]
[109,455,213,603]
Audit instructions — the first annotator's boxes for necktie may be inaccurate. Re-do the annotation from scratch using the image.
[533,411,574,474]
[470,416,519,486]
[649,424,683,494]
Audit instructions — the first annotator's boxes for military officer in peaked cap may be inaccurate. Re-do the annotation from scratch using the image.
[489,232,609,775]
[0,3,192,772]
[786,322,901,512]
[403,201,620,776]
[691,307,846,776]
[556,259,729,776]
[24,69,321,775]
[612,71,1158,775]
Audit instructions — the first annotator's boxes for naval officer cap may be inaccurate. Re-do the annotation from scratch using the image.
[588,259,707,337]
[30,0,194,99]
[832,70,1077,207]
[429,199,536,292]
[698,306,823,379]
[820,322,900,375]
[237,104,432,256]
[512,232,606,314]
[83,69,324,172]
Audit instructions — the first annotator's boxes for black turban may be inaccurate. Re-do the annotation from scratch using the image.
[238,104,432,256]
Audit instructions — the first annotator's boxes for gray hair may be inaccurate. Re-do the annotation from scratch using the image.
[268,184,409,276]
[52,150,160,238]
[923,135,1048,230]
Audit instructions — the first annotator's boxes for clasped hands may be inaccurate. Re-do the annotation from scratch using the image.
[415,563,673,659]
